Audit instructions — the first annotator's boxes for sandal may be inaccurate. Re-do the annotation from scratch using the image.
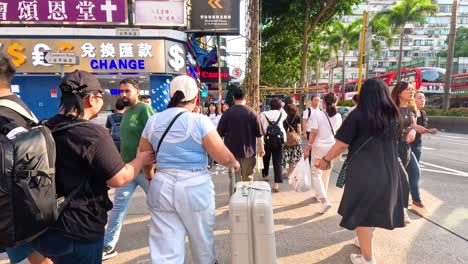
[263,176,269,182]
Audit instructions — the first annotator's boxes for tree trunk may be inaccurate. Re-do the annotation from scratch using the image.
[341,45,346,99]
[396,29,404,82]
[316,60,320,91]
[443,0,458,110]
[299,1,311,111]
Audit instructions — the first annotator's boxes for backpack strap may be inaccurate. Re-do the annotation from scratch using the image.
[307,108,311,119]
[265,112,282,125]
[156,111,186,157]
[275,112,282,125]
[0,99,39,124]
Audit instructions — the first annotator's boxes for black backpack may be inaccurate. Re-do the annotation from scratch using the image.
[0,100,82,247]
[108,113,121,142]
[264,112,284,149]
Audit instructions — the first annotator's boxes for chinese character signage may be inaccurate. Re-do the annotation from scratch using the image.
[0,38,186,74]
[190,0,239,34]
[0,0,127,25]
[134,0,186,27]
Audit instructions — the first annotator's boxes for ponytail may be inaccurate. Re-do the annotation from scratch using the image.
[168,90,186,108]
[323,93,337,117]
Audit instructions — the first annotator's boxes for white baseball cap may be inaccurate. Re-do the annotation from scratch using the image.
[170,75,199,102]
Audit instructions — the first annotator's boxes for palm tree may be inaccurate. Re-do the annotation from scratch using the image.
[329,20,361,95]
[375,0,437,82]
[308,44,331,91]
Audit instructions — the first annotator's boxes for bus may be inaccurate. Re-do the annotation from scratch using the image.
[449,73,468,107]
[332,67,446,102]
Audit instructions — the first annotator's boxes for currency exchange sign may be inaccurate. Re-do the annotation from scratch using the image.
[0,0,127,25]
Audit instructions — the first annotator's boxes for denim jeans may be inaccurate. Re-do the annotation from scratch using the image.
[104,172,148,249]
[32,229,103,264]
[411,144,422,162]
[406,151,422,203]
[5,243,34,263]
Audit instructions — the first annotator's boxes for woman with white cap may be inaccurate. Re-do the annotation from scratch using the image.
[139,75,240,264]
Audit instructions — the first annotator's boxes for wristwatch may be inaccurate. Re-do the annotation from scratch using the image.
[321,156,331,165]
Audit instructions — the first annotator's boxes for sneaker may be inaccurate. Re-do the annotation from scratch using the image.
[319,202,332,214]
[102,246,118,261]
[410,203,431,217]
[310,195,319,203]
[350,253,376,264]
[404,210,411,224]
[353,237,360,248]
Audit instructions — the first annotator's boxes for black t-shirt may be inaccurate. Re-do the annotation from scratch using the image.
[412,110,428,147]
[0,94,34,129]
[217,104,264,158]
[336,108,399,156]
[46,114,126,241]
[283,114,301,132]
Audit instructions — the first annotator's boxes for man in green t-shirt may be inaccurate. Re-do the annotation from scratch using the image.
[103,78,155,260]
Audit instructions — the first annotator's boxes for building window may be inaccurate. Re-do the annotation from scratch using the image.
[439,5,451,13]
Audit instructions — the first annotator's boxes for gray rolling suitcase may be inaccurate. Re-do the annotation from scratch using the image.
[229,181,276,264]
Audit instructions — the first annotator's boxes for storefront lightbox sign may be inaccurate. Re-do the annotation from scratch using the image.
[134,0,186,27]
[0,0,128,25]
[0,38,186,74]
[189,0,240,34]
[199,67,230,83]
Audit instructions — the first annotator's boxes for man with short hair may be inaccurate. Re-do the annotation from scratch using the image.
[217,87,264,195]
[140,95,152,106]
[103,78,155,260]
[302,95,320,140]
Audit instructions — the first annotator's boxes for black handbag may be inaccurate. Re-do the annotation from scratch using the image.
[336,136,373,188]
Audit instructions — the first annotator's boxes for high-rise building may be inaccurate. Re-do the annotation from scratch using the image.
[323,0,468,83]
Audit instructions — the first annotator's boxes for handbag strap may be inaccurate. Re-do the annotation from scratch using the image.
[323,111,335,136]
[286,113,298,132]
[156,111,186,157]
[346,136,373,163]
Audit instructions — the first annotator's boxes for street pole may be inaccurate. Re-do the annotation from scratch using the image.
[443,0,458,110]
[217,34,222,111]
[357,10,367,93]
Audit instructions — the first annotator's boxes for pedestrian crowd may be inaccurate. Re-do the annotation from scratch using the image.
[0,54,436,264]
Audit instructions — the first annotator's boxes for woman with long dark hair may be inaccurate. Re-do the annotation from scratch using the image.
[282,104,302,177]
[206,102,220,127]
[139,76,239,263]
[316,78,405,264]
[303,93,342,214]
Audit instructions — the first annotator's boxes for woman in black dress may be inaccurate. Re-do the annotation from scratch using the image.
[316,78,405,264]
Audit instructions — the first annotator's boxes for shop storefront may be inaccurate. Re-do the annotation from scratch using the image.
[0,33,187,119]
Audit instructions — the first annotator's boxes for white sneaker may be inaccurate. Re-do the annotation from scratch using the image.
[350,253,376,264]
[353,237,360,248]
[319,202,332,214]
[404,210,411,224]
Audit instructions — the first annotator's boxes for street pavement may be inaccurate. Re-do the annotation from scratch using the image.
[1,132,467,264]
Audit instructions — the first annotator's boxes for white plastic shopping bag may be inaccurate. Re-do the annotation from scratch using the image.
[289,158,311,192]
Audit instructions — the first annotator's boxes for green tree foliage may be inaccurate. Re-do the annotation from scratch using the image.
[438,27,468,57]
[375,0,437,81]
[261,0,364,91]
[328,20,361,93]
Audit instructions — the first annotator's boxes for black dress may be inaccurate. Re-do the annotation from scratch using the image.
[335,109,405,230]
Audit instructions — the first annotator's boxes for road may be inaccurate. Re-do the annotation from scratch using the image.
[1,131,467,263]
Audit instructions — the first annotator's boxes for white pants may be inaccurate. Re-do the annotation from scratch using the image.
[310,145,334,200]
[147,168,216,264]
